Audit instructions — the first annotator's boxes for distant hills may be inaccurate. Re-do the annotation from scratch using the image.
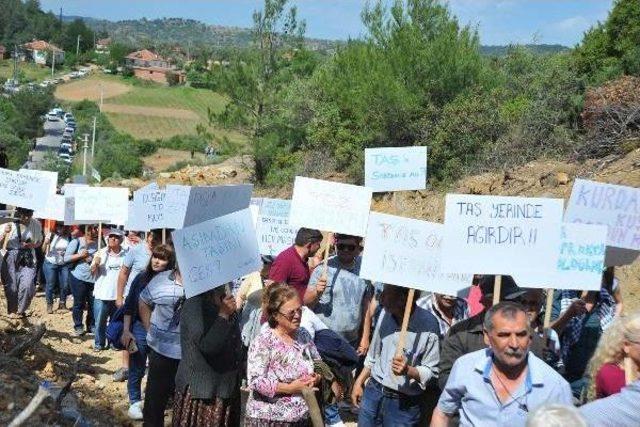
[64,15,568,56]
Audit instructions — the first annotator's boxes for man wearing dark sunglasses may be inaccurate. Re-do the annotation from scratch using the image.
[305,233,373,427]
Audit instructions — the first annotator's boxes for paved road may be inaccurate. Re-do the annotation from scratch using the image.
[25,118,65,169]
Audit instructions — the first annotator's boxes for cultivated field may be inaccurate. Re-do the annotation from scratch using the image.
[0,59,63,82]
[55,74,246,143]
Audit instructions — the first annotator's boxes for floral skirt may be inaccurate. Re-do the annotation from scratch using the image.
[243,418,310,427]
[172,386,240,427]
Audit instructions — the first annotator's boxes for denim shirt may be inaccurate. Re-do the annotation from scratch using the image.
[64,237,99,283]
[438,348,573,427]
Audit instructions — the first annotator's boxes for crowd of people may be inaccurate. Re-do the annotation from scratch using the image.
[1,208,639,427]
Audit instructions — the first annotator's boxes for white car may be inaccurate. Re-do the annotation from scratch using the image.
[47,113,59,121]
[58,152,71,162]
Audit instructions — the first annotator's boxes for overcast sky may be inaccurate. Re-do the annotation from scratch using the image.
[40,0,613,46]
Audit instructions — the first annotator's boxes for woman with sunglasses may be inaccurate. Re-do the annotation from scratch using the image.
[172,284,242,426]
[138,264,185,426]
[245,282,322,427]
[121,244,175,420]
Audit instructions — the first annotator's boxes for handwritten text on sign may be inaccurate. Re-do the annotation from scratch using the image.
[172,208,262,298]
[289,177,372,236]
[441,194,564,276]
[0,168,49,211]
[34,194,65,221]
[164,185,190,230]
[133,186,167,230]
[74,186,129,224]
[360,212,472,295]
[565,179,640,250]
[256,198,299,256]
[364,146,427,192]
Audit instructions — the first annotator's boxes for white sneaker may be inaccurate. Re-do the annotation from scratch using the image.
[325,422,345,427]
[127,401,143,420]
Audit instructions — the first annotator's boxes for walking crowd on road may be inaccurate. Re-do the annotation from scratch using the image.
[2,208,639,427]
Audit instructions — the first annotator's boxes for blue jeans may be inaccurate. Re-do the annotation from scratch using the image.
[69,274,94,331]
[357,379,421,427]
[127,320,148,404]
[42,261,70,305]
[325,402,343,425]
[93,299,116,348]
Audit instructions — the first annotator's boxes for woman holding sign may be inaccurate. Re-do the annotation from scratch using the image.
[0,207,43,318]
[42,224,72,314]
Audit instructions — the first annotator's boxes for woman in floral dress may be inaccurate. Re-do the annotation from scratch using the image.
[245,283,322,427]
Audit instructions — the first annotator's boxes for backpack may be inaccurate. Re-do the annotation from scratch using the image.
[106,305,126,350]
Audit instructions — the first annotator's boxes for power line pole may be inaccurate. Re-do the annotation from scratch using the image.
[82,134,89,176]
[91,116,97,160]
[76,35,80,58]
[51,47,55,78]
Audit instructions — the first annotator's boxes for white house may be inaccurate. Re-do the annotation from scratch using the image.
[22,40,65,65]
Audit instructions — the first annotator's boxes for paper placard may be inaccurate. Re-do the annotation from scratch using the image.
[513,222,607,290]
[124,201,151,232]
[360,212,472,295]
[256,198,298,257]
[133,186,167,230]
[61,183,88,197]
[74,186,129,224]
[20,169,58,196]
[172,208,262,298]
[164,185,191,230]
[34,194,66,221]
[250,197,263,227]
[565,179,640,251]
[0,168,49,211]
[64,197,95,225]
[364,146,427,192]
[182,184,253,228]
[289,177,372,236]
[441,194,564,276]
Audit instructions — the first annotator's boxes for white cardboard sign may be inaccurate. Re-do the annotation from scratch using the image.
[172,208,262,298]
[289,177,372,236]
[164,185,191,229]
[34,194,66,221]
[20,169,58,196]
[74,186,129,224]
[256,198,299,257]
[441,194,564,276]
[360,212,473,295]
[364,146,427,192]
[565,179,640,251]
[0,168,49,211]
[513,222,607,291]
[64,197,95,225]
[182,184,253,228]
[124,201,151,232]
[133,185,167,230]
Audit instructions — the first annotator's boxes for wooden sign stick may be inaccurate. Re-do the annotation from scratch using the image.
[97,222,102,251]
[624,357,637,385]
[162,228,166,245]
[321,232,332,280]
[492,275,502,306]
[395,288,416,360]
[543,288,554,338]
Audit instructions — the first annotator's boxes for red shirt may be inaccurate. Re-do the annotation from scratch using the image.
[466,284,485,317]
[268,245,310,301]
[596,363,626,398]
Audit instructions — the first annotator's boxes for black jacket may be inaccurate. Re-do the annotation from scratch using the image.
[174,293,242,400]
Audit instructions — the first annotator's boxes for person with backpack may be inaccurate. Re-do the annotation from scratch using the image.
[91,228,128,351]
[64,224,100,336]
[0,207,43,318]
[42,223,72,314]
[119,243,175,420]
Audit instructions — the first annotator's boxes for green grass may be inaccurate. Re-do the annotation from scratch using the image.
[0,59,66,82]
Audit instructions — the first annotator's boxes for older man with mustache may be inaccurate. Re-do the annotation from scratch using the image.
[431,301,573,427]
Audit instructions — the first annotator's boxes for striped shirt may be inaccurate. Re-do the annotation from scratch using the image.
[580,380,640,427]
[139,270,184,360]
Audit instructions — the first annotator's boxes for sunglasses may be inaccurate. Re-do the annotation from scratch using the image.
[278,307,302,321]
[337,243,357,251]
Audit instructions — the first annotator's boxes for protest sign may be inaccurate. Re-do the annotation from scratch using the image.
[256,198,298,257]
[513,222,607,291]
[441,194,564,276]
[179,184,253,228]
[0,168,49,211]
[64,197,94,225]
[250,198,263,227]
[124,201,150,232]
[34,194,66,221]
[164,185,191,229]
[360,212,472,295]
[133,185,167,230]
[565,179,640,251]
[172,208,262,298]
[61,183,88,197]
[364,146,427,192]
[289,177,372,236]
[74,186,129,224]
[20,169,57,196]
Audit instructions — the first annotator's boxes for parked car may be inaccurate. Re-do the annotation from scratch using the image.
[63,113,74,122]
[66,121,76,129]
[46,112,59,121]
[60,142,74,153]
[64,127,75,135]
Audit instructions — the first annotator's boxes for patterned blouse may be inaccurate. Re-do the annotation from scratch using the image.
[245,326,321,422]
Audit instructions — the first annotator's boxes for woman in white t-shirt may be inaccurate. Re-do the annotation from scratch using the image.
[42,223,71,314]
[91,228,128,351]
